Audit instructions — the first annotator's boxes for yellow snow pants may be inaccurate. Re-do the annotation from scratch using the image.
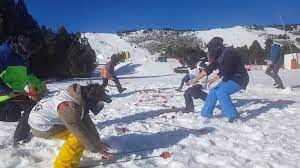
[51,131,85,168]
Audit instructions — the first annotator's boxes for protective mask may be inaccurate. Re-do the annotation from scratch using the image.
[89,101,104,115]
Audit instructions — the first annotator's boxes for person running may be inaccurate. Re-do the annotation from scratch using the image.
[0,34,47,144]
[101,54,126,93]
[190,37,249,122]
[28,83,113,167]
[265,41,284,89]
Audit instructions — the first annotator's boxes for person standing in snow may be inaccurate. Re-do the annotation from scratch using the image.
[101,54,126,93]
[28,83,113,167]
[0,34,47,145]
[179,56,208,113]
[265,41,284,89]
[190,37,249,122]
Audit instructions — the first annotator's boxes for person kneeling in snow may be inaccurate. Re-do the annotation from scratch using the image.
[190,37,249,122]
[28,83,113,167]
[175,56,207,92]
[101,54,127,93]
[182,56,208,113]
[0,34,47,145]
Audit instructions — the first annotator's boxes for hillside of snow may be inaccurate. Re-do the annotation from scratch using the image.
[194,26,292,48]
[83,26,300,64]
[122,26,300,55]
[0,57,299,167]
[83,33,156,64]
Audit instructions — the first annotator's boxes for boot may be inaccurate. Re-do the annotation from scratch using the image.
[183,106,194,113]
[183,91,194,113]
[118,88,127,93]
[275,84,284,89]
[175,87,182,92]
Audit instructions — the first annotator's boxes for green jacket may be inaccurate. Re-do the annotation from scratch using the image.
[0,66,46,102]
[0,41,46,102]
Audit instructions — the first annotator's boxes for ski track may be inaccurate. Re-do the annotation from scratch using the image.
[0,61,299,168]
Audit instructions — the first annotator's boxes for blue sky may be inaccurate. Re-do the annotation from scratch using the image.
[26,0,299,33]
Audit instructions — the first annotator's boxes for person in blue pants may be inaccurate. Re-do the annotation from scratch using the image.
[190,37,249,122]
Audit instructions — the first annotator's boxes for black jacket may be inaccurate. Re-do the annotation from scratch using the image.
[205,48,249,89]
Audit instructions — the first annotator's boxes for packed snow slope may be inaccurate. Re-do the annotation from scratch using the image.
[193,26,296,48]
[0,59,299,168]
[83,33,155,64]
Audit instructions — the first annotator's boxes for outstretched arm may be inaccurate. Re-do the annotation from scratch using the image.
[206,75,221,88]
[57,102,113,160]
[189,70,207,86]
[190,60,219,86]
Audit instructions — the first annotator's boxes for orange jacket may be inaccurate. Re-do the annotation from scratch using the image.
[100,61,114,79]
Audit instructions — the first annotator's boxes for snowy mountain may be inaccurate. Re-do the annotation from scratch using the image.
[82,33,156,64]
[83,25,300,63]
[123,26,300,50]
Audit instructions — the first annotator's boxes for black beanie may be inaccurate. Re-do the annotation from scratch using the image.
[206,37,224,49]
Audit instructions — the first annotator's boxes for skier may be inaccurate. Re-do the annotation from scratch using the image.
[265,41,284,89]
[0,34,47,144]
[28,83,113,167]
[101,54,127,93]
[190,37,249,122]
[179,56,208,113]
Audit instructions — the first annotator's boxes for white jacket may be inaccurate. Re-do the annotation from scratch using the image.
[188,61,203,80]
[28,90,83,131]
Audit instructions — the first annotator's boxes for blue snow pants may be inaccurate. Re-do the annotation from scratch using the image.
[201,80,241,119]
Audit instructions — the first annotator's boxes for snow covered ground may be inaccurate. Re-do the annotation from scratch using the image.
[0,59,299,168]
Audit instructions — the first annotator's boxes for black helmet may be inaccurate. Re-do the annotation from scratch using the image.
[206,37,224,60]
[185,56,198,69]
[111,54,120,64]
[206,37,223,49]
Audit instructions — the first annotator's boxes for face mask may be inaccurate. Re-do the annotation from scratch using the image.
[89,101,104,115]
[85,85,112,115]
[85,96,98,110]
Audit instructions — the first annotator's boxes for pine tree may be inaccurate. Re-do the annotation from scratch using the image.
[263,39,273,62]
[1,1,97,78]
[249,40,263,64]
[236,45,249,64]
